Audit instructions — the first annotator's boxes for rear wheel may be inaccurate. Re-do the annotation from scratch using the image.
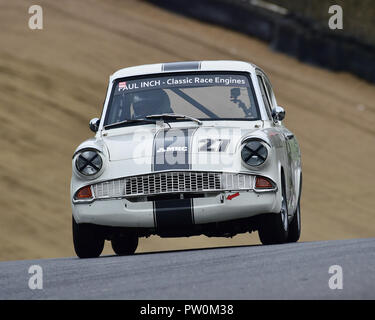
[111,234,138,256]
[72,217,104,258]
[258,174,289,245]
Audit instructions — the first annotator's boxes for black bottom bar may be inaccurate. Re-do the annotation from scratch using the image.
[154,198,194,229]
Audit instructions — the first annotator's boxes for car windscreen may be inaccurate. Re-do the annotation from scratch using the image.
[104,72,260,126]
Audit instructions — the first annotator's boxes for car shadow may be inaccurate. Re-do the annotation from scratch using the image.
[96,243,264,259]
[72,241,307,260]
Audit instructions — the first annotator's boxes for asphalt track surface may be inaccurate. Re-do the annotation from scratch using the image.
[0,238,374,299]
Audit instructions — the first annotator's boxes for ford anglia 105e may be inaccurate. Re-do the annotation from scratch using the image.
[71,61,302,258]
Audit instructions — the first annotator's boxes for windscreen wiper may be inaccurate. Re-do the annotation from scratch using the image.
[104,119,157,130]
[146,113,202,125]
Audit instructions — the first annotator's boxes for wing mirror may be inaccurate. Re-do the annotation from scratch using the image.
[271,106,285,122]
[89,118,100,133]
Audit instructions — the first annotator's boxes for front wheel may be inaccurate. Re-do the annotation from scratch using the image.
[258,175,289,245]
[287,173,302,243]
[72,217,104,258]
[287,202,301,242]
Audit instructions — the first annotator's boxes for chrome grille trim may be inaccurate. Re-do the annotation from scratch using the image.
[91,171,254,199]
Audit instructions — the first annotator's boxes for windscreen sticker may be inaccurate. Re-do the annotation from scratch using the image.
[115,74,249,94]
[118,81,127,89]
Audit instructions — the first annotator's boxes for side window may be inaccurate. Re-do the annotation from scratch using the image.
[263,77,276,109]
[257,75,272,119]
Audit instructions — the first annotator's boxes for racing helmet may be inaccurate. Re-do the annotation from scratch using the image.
[132,89,172,119]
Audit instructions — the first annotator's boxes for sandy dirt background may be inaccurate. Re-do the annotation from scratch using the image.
[0,0,374,261]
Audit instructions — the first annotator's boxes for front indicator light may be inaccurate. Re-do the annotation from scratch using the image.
[255,176,274,189]
[75,186,93,199]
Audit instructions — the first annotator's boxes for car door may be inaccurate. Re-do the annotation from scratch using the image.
[257,72,296,213]
[263,75,300,214]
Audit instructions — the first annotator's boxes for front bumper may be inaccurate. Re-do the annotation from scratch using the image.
[72,190,279,228]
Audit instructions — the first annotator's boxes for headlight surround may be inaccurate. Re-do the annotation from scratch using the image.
[241,140,268,167]
[75,149,103,176]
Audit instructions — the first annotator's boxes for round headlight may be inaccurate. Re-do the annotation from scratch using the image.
[75,150,103,176]
[241,140,268,166]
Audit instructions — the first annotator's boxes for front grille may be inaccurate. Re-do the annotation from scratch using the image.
[91,171,254,199]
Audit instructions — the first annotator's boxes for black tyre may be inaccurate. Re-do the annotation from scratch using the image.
[72,216,104,258]
[287,202,301,242]
[287,173,302,243]
[111,234,138,256]
[258,174,289,245]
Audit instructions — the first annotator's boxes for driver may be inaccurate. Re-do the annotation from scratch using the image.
[132,89,173,119]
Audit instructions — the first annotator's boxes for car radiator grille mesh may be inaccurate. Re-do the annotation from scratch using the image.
[91,171,254,199]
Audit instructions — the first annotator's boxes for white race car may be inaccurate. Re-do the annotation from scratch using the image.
[71,61,302,258]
